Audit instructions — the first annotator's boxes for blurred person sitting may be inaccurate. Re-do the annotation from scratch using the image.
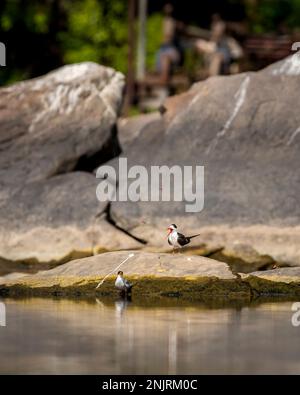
[156,3,184,86]
[196,14,243,77]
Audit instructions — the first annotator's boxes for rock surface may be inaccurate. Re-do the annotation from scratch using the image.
[113,68,300,226]
[1,251,300,298]
[2,56,300,271]
[117,112,161,151]
[111,55,300,267]
[0,62,137,268]
[244,267,300,283]
[34,250,236,278]
[263,53,300,76]
[209,242,276,273]
[0,62,124,194]
[242,267,300,296]
[131,224,300,271]
[0,251,247,298]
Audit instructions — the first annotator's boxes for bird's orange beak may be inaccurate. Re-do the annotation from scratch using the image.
[167,227,172,235]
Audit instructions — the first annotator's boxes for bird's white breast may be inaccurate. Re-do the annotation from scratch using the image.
[169,231,180,247]
[115,276,125,289]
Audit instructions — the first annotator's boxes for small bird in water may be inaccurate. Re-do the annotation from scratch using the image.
[167,224,200,252]
[115,271,133,294]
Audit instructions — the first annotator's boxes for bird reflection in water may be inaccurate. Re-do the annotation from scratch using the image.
[115,295,132,317]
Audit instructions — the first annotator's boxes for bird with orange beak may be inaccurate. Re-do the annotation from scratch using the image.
[167,224,200,252]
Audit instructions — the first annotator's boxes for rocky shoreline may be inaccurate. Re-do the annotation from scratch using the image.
[1,57,300,296]
[0,251,299,299]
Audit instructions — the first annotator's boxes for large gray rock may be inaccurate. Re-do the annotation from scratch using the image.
[0,62,124,198]
[242,267,300,296]
[0,172,140,268]
[244,266,300,283]
[113,69,300,226]
[1,251,300,298]
[0,63,141,269]
[0,251,244,297]
[262,53,300,76]
[110,56,300,266]
[117,112,161,151]
[35,250,235,279]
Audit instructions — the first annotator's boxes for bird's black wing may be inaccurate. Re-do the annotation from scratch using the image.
[124,278,133,289]
[176,232,190,246]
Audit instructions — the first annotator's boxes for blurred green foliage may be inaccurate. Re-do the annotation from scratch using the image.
[0,0,163,84]
[243,0,300,33]
[59,0,128,71]
[60,1,162,73]
[1,0,300,85]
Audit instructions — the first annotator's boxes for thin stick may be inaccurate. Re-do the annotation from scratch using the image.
[95,253,135,289]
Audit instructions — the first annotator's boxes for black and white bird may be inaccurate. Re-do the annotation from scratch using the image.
[115,271,133,294]
[167,224,200,251]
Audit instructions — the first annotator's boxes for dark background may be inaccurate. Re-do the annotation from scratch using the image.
[0,0,299,85]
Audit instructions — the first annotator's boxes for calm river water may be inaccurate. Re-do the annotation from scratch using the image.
[0,297,299,374]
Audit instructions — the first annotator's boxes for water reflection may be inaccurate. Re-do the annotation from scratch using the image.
[114,297,131,317]
[0,297,299,374]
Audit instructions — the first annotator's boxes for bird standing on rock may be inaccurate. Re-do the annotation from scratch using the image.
[167,224,200,252]
[115,271,133,294]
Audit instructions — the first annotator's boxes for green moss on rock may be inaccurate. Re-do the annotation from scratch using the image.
[0,275,253,300]
[245,276,300,296]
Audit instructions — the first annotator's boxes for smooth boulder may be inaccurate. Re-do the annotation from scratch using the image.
[1,251,300,298]
[111,55,300,266]
[0,63,137,268]
[0,62,124,196]
[0,251,245,298]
